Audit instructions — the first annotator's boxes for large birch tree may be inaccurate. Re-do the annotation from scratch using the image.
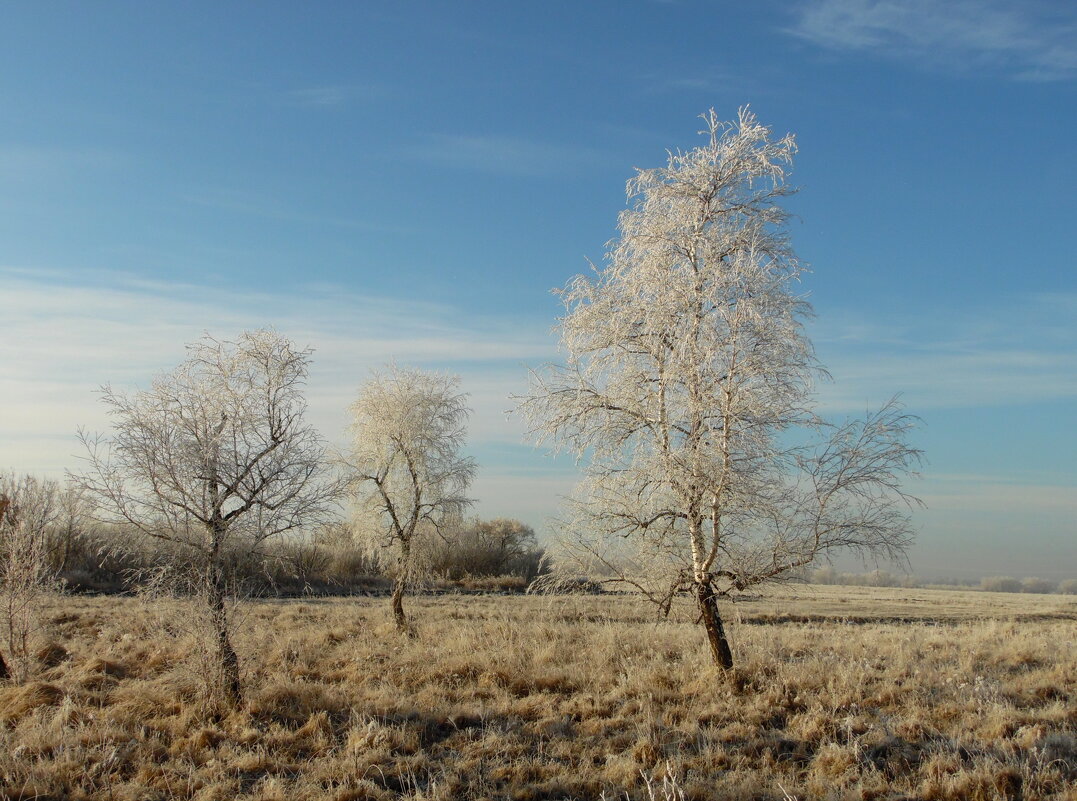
[520,108,921,669]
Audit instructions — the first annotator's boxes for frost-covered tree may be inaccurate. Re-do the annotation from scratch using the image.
[76,329,337,703]
[520,108,921,669]
[346,366,475,634]
[0,474,62,683]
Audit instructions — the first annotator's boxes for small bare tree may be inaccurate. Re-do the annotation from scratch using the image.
[75,329,337,703]
[519,108,921,669]
[346,366,475,634]
[0,474,62,683]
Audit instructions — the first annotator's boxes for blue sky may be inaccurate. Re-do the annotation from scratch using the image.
[2,1,1074,579]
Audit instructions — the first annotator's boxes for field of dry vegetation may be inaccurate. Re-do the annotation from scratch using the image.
[2,585,1075,801]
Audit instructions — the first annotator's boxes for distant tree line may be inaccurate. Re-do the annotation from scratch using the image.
[806,565,1077,594]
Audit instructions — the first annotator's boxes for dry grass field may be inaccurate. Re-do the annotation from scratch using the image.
[1,585,1075,801]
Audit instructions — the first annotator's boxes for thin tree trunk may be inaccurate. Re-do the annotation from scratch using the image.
[0,498,11,682]
[391,538,416,637]
[697,582,734,669]
[390,576,412,636]
[207,563,242,705]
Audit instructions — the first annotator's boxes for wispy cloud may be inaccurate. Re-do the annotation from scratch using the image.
[787,0,1077,81]
[404,134,609,177]
[911,475,1077,578]
[284,84,381,108]
[0,269,555,497]
[0,146,127,178]
[812,293,1077,410]
[640,65,776,98]
[4,269,1074,558]
[180,187,410,233]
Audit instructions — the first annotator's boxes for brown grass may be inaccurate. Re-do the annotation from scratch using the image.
[1,586,1075,800]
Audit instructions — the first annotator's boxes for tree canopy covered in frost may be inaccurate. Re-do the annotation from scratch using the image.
[346,365,475,633]
[520,108,921,667]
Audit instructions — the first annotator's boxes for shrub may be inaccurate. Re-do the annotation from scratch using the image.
[1,475,63,682]
[1020,576,1057,594]
[527,574,604,595]
[980,576,1022,593]
[809,567,917,588]
[427,518,546,582]
[455,575,529,592]
[811,566,840,585]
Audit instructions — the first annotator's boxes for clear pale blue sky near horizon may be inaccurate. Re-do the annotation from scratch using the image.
[2,1,1075,579]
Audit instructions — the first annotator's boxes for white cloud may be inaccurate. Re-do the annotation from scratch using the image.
[819,347,1077,411]
[0,269,556,510]
[787,0,1077,80]
[641,65,775,99]
[921,476,1077,514]
[4,270,1074,558]
[471,472,580,523]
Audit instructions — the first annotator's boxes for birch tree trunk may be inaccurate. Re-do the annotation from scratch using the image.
[390,578,409,634]
[391,539,413,636]
[696,582,734,669]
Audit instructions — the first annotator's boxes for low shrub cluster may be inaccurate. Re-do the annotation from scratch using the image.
[58,523,543,599]
[1,474,546,598]
[980,575,1077,595]
[424,519,546,585]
